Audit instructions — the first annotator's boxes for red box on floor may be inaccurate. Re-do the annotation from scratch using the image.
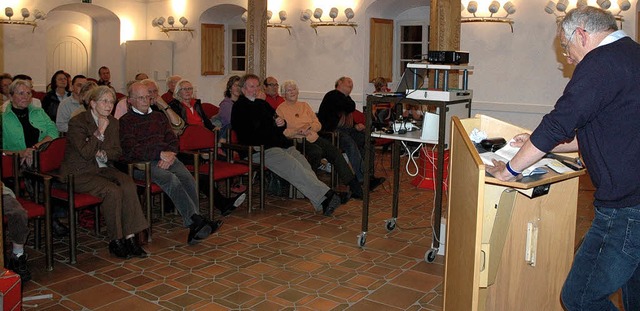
[0,269,22,311]
[411,148,449,191]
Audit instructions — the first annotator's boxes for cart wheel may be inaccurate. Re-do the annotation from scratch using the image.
[425,248,438,263]
[357,233,367,247]
[385,219,396,232]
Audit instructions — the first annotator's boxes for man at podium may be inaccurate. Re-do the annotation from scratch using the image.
[486,7,640,311]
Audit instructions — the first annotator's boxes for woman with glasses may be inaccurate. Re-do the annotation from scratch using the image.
[2,79,59,167]
[168,79,215,131]
[61,86,149,259]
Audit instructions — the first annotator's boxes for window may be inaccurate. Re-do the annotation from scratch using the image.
[397,23,429,80]
[230,28,246,72]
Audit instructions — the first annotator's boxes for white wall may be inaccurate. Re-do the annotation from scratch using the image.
[2,0,637,130]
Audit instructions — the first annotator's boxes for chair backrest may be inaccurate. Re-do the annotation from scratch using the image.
[352,110,365,124]
[37,137,67,174]
[201,103,219,119]
[32,91,46,101]
[179,125,215,151]
[2,153,15,179]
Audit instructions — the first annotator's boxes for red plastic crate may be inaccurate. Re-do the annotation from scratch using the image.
[0,269,22,311]
[411,148,449,191]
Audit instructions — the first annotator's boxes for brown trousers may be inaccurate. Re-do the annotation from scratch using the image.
[73,167,148,240]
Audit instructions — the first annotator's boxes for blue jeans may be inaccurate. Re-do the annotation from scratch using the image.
[561,205,640,311]
[136,159,200,227]
[336,127,371,183]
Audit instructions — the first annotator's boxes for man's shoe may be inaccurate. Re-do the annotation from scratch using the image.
[125,237,148,258]
[8,253,31,282]
[52,218,69,238]
[193,219,224,242]
[349,179,364,200]
[188,214,222,244]
[321,191,342,216]
[109,239,130,259]
[369,177,386,191]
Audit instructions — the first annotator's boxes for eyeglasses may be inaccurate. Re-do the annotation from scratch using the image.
[130,95,151,102]
[14,91,32,97]
[561,28,579,58]
[97,98,115,105]
[266,83,279,87]
[181,87,194,92]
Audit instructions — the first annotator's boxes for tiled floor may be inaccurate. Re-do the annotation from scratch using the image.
[18,151,601,310]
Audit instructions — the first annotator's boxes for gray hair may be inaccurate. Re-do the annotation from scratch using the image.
[9,79,32,95]
[87,85,116,104]
[173,79,194,102]
[559,6,617,41]
[166,75,182,89]
[334,76,350,88]
[281,80,298,93]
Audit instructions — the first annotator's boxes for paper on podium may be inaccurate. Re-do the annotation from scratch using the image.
[480,141,573,176]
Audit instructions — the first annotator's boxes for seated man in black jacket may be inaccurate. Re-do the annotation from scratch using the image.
[231,74,342,216]
[318,76,384,190]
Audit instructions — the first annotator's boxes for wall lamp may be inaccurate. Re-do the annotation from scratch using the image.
[300,7,358,35]
[545,0,631,24]
[241,10,292,35]
[1,7,46,32]
[461,1,516,33]
[152,16,195,37]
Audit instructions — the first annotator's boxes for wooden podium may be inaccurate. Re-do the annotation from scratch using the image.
[444,115,585,311]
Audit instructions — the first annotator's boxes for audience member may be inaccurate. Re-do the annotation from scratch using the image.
[2,183,32,281]
[97,66,116,92]
[62,86,148,259]
[372,76,393,125]
[161,75,181,103]
[210,75,241,141]
[263,76,284,109]
[168,79,215,131]
[56,75,87,133]
[2,79,68,236]
[1,73,12,102]
[141,79,185,135]
[135,73,149,81]
[1,75,42,112]
[277,80,363,199]
[120,82,222,245]
[231,74,342,216]
[2,79,58,166]
[42,70,71,122]
[318,76,385,190]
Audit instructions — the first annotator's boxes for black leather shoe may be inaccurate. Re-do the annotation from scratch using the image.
[8,253,31,282]
[193,219,224,242]
[52,218,69,239]
[321,191,341,216]
[188,214,210,245]
[125,237,148,258]
[109,239,130,259]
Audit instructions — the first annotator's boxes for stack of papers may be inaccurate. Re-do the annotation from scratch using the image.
[479,141,574,176]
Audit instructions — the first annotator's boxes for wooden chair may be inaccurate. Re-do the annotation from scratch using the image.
[1,153,54,271]
[34,137,103,264]
[179,125,263,217]
[126,162,165,242]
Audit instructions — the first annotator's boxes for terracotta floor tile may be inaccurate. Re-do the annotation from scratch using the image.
[19,152,606,311]
[66,283,131,309]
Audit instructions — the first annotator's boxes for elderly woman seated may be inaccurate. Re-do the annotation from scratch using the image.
[275,80,363,199]
[61,85,149,259]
